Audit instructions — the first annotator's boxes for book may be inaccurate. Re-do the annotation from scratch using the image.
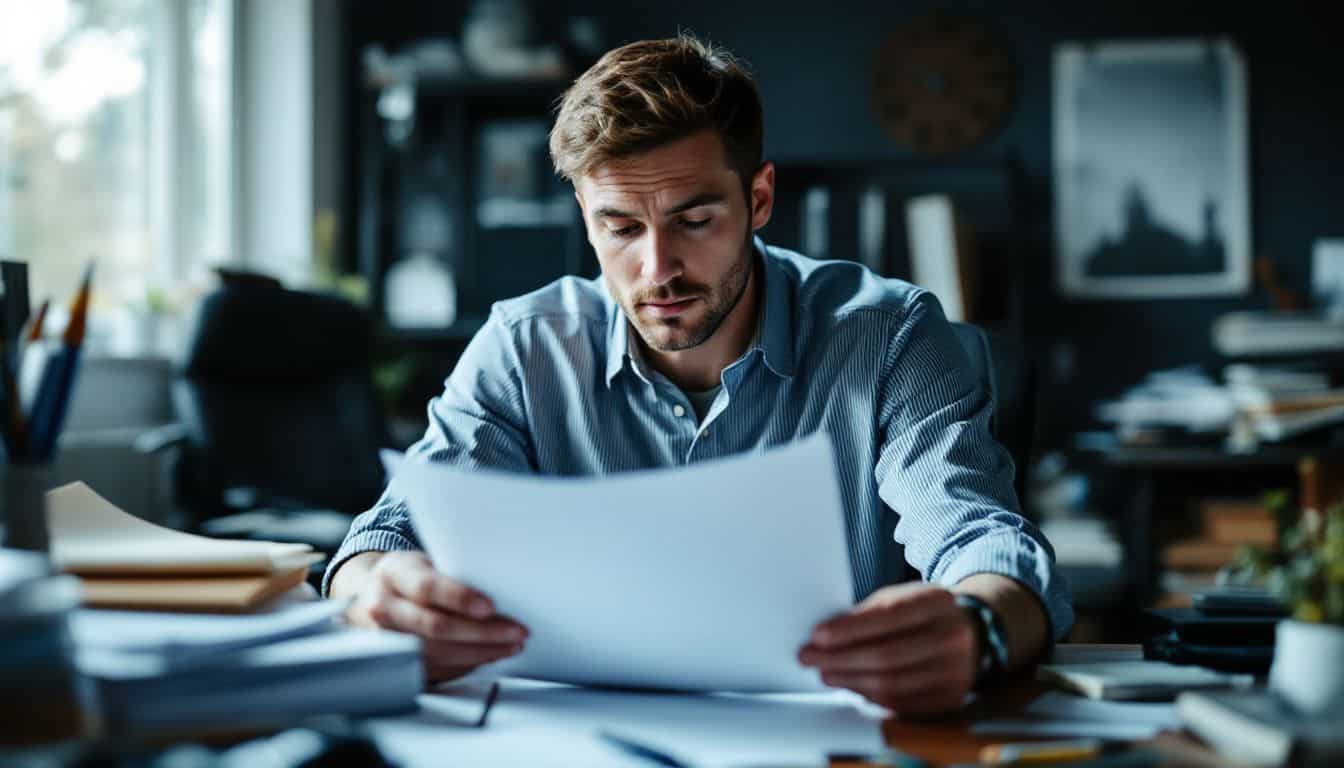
[46,482,323,575]
[1161,539,1243,572]
[1199,499,1276,547]
[82,627,423,736]
[1212,311,1344,357]
[1177,689,1344,767]
[1037,660,1255,700]
[77,566,310,613]
[905,194,975,323]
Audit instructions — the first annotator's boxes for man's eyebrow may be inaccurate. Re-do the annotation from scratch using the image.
[592,194,727,221]
[665,193,726,215]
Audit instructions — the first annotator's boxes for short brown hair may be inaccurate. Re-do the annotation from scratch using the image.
[549,35,764,186]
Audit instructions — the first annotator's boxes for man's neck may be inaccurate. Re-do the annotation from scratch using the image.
[640,259,760,392]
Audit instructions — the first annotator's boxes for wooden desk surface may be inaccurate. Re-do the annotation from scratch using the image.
[874,645,1224,768]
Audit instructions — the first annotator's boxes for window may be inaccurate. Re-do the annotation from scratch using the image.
[0,0,232,354]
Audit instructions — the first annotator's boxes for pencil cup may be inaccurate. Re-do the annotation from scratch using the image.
[1,462,51,553]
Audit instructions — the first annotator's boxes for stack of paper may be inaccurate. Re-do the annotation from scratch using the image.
[71,597,422,735]
[46,482,323,611]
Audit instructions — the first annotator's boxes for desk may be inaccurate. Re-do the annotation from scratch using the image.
[363,645,1224,768]
[879,645,1222,768]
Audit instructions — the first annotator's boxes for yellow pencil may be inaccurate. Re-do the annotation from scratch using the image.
[980,739,1108,765]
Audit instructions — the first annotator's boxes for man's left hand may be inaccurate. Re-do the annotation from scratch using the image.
[798,582,977,715]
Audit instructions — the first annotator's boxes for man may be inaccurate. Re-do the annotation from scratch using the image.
[329,35,1071,715]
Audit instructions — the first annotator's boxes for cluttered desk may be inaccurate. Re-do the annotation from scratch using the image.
[3,260,1340,768]
[7,452,1342,767]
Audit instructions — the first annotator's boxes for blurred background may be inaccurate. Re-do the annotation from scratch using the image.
[4,0,1342,641]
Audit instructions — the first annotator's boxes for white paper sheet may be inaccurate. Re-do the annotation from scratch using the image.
[367,676,885,768]
[1025,691,1181,730]
[45,482,320,574]
[385,433,855,693]
[69,594,348,664]
[971,719,1162,740]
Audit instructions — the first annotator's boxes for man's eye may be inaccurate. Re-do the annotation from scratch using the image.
[609,224,641,238]
[682,218,711,230]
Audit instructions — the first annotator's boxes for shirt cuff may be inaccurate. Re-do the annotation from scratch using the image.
[931,531,1075,642]
[320,528,420,597]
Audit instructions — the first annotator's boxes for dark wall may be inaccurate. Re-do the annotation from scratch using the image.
[347,1,1343,452]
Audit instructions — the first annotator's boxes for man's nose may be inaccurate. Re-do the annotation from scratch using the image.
[640,228,683,286]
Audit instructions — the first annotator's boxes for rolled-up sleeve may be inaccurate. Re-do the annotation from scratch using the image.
[322,307,536,595]
[874,292,1074,640]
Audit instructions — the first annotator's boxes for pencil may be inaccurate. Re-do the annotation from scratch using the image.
[27,263,93,461]
[25,298,48,342]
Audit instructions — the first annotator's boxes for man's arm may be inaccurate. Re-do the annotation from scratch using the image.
[953,572,1049,673]
[323,309,537,683]
[800,293,1069,713]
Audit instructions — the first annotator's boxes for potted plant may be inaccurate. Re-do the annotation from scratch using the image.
[1233,496,1344,714]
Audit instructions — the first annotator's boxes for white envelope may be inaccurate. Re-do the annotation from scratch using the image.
[384,433,854,693]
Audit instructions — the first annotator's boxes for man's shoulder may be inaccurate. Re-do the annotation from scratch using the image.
[489,274,612,335]
[765,244,927,325]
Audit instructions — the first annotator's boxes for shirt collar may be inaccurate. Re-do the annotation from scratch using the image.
[603,237,795,388]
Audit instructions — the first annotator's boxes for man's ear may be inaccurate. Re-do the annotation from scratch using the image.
[749,161,775,231]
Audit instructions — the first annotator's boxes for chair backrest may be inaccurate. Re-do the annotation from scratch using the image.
[171,283,387,521]
[949,321,1036,506]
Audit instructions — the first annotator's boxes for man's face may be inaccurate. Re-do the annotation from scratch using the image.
[574,130,773,352]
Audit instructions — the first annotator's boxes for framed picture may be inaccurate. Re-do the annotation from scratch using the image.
[1054,38,1250,299]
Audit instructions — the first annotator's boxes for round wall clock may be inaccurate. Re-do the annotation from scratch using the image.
[871,13,1016,155]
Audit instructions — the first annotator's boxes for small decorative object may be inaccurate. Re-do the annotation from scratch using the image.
[461,0,565,79]
[1054,38,1250,298]
[1231,494,1344,715]
[870,12,1016,156]
[385,252,457,330]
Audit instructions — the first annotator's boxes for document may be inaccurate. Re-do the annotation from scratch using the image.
[386,433,854,693]
[46,482,321,575]
[368,676,887,768]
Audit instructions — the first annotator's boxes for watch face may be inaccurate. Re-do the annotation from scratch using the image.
[871,12,1016,155]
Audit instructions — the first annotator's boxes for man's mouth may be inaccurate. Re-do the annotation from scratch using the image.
[639,297,699,317]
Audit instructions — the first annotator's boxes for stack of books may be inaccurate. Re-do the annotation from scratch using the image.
[71,597,422,736]
[1159,496,1276,606]
[46,482,323,612]
[40,481,424,737]
[1226,363,1344,442]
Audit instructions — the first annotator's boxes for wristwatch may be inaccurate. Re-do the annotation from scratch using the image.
[955,593,1010,686]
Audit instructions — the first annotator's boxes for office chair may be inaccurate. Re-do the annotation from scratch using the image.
[142,281,388,567]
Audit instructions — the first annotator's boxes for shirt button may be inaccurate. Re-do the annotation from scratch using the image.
[672,404,686,418]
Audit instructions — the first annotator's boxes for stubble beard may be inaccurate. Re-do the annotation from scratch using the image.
[628,233,754,353]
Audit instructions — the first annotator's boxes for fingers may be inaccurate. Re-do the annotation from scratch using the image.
[378,552,496,618]
[809,583,956,649]
[369,594,528,644]
[818,643,974,714]
[798,615,970,673]
[423,640,526,684]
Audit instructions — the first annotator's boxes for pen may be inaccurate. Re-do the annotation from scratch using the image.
[474,681,500,727]
[979,738,1115,765]
[597,729,693,768]
[28,263,92,460]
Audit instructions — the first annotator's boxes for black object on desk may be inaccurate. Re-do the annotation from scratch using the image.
[1142,596,1286,673]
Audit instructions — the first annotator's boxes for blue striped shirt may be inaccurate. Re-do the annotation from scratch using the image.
[326,241,1073,639]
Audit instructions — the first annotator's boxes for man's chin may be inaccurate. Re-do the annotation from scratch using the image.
[636,322,710,353]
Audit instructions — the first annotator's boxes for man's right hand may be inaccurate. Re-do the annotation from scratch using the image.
[331,551,529,683]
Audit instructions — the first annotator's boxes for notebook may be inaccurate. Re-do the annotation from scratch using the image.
[1178,689,1344,767]
[46,482,322,575]
[1037,660,1255,700]
[76,566,310,613]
